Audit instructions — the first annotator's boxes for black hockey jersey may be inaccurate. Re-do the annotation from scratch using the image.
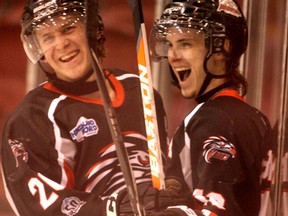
[1,69,168,216]
[166,90,273,216]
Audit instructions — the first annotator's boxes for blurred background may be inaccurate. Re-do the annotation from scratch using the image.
[0,0,287,215]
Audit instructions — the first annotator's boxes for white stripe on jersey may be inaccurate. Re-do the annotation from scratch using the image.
[48,95,76,187]
[116,73,139,80]
[181,102,204,191]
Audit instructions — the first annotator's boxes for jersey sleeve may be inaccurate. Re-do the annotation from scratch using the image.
[1,151,105,216]
[1,110,106,216]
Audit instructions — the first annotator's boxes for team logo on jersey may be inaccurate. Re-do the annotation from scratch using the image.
[217,0,242,17]
[203,136,236,163]
[70,117,99,142]
[8,139,28,167]
[84,133,151,194]
[61,197,86,216]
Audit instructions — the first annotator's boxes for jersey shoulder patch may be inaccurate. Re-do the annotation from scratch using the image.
[203,136,236,163]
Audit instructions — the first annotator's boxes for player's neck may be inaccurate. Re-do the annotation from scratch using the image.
[81,79,116,100]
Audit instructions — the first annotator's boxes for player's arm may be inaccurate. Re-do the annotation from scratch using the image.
[1,114,106,215]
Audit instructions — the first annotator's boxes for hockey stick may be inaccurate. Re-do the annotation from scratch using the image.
[84,0,145,215]
[127,0,165,189]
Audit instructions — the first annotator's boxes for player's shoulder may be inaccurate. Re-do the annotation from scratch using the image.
[201,95,271,130]
[187,96,255,128]
[6,84,56,120]
[204,95,258,115]
[25,82,58,99]
[107,68,139,83]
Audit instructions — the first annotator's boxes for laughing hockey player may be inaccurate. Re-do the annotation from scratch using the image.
[146,0,273,215]
[0,0,185,215]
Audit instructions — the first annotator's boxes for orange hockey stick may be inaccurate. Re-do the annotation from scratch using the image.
[128,0,165,190]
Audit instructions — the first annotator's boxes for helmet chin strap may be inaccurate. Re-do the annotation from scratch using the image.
[195,54,232,103]
[197,73,212,97]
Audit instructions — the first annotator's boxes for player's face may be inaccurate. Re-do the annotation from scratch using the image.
[166,28,208,98]
[35,14,93,82]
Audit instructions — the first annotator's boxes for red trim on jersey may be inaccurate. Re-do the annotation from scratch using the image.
[123,131,139,135]
[63,160,75,189]
[43,70,125,107]
[212,89,246,102]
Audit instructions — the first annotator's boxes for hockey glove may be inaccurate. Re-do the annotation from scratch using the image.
[146,205,198,216]
[103,182,192,216]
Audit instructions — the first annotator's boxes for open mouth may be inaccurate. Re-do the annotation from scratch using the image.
[177,68,191,82]
[60,50,79,62]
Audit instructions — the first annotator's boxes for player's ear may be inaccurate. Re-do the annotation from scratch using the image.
[223,39,231,54]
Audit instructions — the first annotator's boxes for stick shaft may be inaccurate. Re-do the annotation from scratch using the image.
[90,51,144,215]
[85,0,145,215]
[127,0,165,189]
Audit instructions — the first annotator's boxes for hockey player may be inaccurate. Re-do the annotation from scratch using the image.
[0,0,184,215]
[147,0,273,215]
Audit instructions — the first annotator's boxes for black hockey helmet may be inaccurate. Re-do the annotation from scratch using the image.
[150,0,248,94]
[20,0,105,64]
